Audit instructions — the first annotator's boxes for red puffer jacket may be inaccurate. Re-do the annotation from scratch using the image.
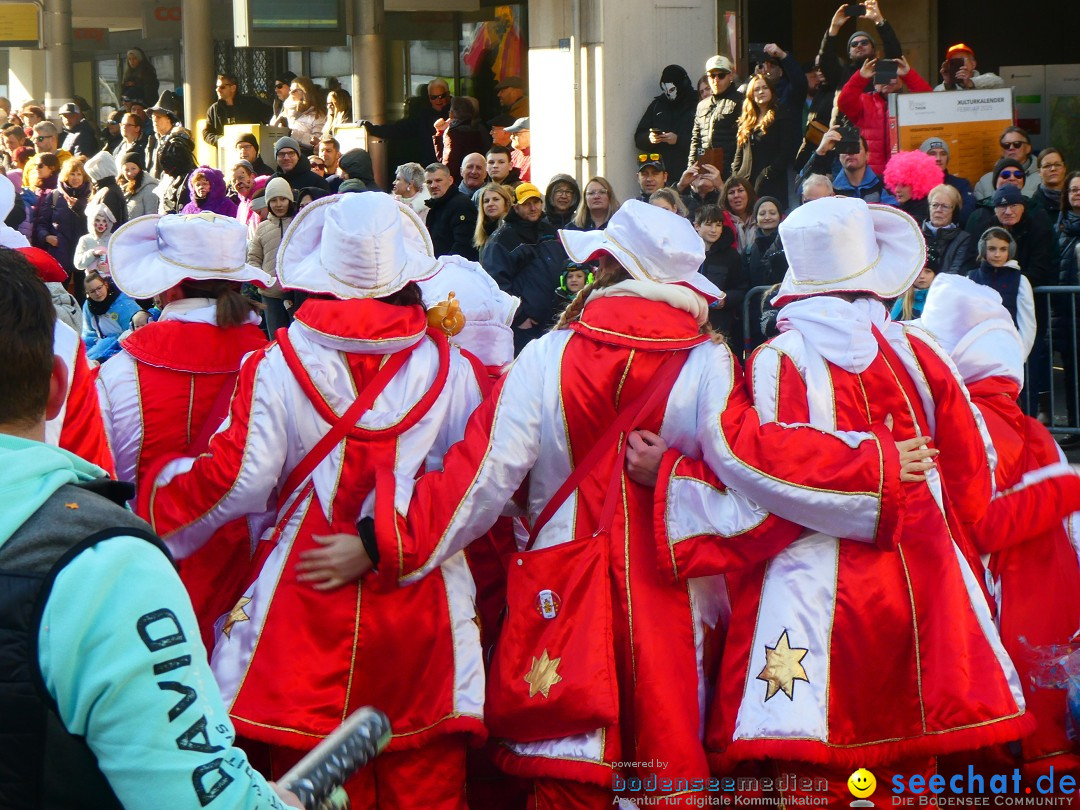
[837,67,933,177]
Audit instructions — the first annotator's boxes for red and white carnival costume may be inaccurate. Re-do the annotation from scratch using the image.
[14,246,115,475]
[654,200,1033,799]
[141,195,487,809]
[371,201,917,807]
[98,213,272,645]
[920,274,1080,777]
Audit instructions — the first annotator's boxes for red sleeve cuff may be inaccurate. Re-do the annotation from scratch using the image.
[870,422,905,552]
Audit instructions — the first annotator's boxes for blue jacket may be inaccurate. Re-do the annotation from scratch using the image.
[831,165,898,205]
[81,292,143,363]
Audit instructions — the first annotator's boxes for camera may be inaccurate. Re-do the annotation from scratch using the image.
[874,59,899,85]
[835,127,862,154]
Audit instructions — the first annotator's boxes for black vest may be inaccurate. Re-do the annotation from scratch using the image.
[970,262,1022,326]
[0,480,164,809]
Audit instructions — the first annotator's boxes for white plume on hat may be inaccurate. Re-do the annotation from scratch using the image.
[108,212,274,299]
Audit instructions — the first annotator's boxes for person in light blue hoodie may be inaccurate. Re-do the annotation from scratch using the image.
[80,269,143,363]
[0,249,299,808]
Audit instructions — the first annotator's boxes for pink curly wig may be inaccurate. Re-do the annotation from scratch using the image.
[883,150,944,200]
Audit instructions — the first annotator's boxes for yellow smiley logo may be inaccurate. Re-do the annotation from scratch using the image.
[848,768,877,799]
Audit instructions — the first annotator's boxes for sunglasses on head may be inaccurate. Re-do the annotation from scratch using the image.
[1001,141,1028,150]
[998,170,1025,179]
[638,153,661,163]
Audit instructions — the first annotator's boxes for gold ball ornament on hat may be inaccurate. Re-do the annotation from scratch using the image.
[427,291,466,337]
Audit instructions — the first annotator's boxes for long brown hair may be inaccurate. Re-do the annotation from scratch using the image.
[554,256,725,344]
[574,176,621,229]
[179,280,263,328]
[473,183,513,249]
[736,74,777,146]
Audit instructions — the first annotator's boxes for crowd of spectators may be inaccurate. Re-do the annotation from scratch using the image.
[0,6,1076,430]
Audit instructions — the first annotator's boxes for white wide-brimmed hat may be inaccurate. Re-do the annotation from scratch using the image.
[772,196,925,307]
[108,212,274,299]
[558,199,722,303]
[277,193,439,299]
[917,272,1024,387]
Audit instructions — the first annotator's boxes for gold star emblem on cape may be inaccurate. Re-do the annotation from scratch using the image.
[222,596,252,639]
[524,649,563,698]
[756,629,809,702]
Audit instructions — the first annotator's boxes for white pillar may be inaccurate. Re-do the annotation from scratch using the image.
[8,49,46,109]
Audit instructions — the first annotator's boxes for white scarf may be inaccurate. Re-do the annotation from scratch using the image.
[587,279,710,325]
[776,296,890,373]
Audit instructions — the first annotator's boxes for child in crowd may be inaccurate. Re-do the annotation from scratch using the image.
[891,246,940,320]
[247,176,295,335]
[74,203,115,277]
[695,203,744,339]
[555,259,593,305]
[180,165,238,217]
[969,226,1035,357]
[81,269,142,364]
[648,187,689,218]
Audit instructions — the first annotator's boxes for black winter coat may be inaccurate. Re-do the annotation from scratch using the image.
[61,119,100,158]
[730,54,807,209]
[699,229,746,339]
[921,222,977,276]
[32,183,90,273]
[635,93,697,181]
[481,211,568,340]
[275,154,331,193]
[425,187,478,260]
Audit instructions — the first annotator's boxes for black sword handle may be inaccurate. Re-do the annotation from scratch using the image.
[278,707,392,810]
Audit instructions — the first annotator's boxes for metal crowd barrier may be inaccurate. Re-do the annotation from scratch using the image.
[737,284,1080,438]
[1031,286,1080,438]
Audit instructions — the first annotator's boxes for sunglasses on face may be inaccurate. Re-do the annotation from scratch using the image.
[275,82,287,89]
[708,71,730,79]
[429,92,450,101]
[999,170,1025,179]
[33,135,51,142]
[310,162,326,170]
[1001,141,1028,150]
[850,39,873,48]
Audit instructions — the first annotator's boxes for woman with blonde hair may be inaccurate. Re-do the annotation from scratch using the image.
[730,43,806,208]
[325,88,352,138]
[572,175,620,230]
[474,182,513,254]
[285,76,327,153]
